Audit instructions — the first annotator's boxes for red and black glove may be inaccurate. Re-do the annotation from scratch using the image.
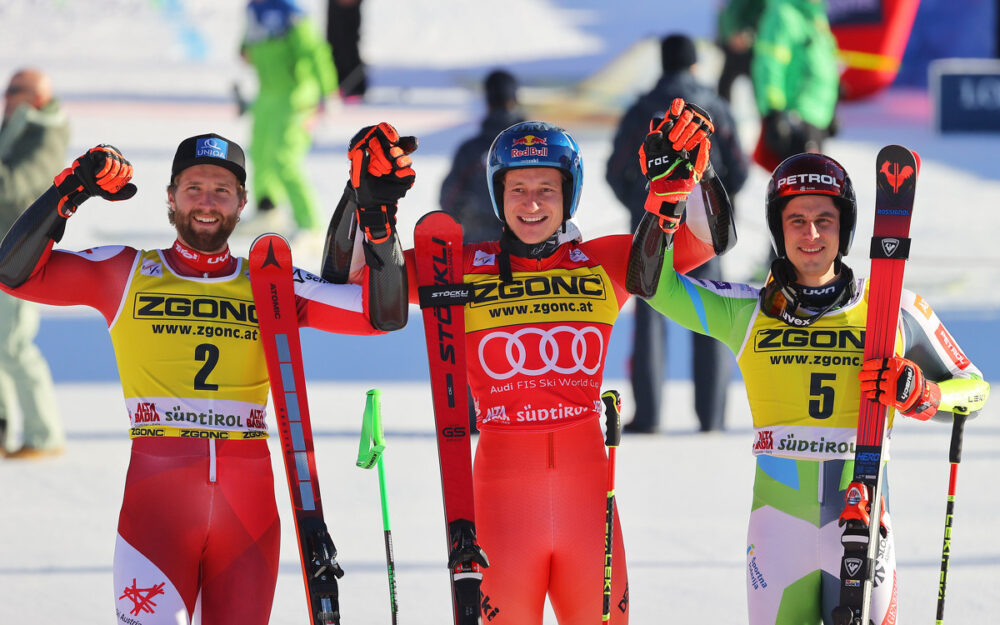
[348,122,417,243]
[53,145,137,218]
[859,356,941,419]
[638,98,714,233]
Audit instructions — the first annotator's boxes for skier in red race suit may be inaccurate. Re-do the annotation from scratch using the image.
[0,135,408,625]
[326,100,735,623]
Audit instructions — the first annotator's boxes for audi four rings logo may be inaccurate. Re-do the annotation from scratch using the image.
[478,326,603,379]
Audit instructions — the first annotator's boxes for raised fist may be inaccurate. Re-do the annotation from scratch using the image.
[53,145,137,217]
[347,123,418,243]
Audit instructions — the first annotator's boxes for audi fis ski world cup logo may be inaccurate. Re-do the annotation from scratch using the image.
[195,137,228,159]
[510,134,548,158]
[878,159,915,194]
[478,325,604,380]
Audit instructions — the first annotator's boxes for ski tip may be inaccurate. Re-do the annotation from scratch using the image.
[250,233,289,248]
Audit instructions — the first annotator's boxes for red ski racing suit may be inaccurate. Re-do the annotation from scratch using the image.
[406,226,712,624]
[2,241,380,625]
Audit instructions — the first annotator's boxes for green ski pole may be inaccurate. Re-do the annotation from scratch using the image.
[357,388,398,624]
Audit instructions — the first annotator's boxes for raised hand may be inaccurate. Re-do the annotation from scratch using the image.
[638,98,713,232]
[53,145,137,217]
[348,122,417,243]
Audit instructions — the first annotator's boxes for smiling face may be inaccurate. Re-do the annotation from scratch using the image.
[167,164,246,253]
[501,167,564,244]
[781,195,841,286]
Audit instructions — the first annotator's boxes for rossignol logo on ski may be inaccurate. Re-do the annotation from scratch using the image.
[881,238,900,257]
[878,159,915,194]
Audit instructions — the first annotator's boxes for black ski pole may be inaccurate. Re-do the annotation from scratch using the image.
[600,390,622,623]
[935,409,971,624]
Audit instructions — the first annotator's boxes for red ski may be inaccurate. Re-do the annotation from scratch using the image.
[832,145,919,625]
[249,234,344,625]
[413,211,488,625]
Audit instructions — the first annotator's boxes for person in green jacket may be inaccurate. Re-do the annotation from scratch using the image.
[716,0,765,102]
[751,0,839,173]
[241,0,338,235]
[643,152,990,624]
[0,68,68,458]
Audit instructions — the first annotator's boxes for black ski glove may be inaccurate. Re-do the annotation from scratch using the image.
[53,145,138,217]
[638,98,713,233]
[348,122,418,243]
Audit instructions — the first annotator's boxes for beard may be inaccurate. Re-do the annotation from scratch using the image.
[171,210,239,253]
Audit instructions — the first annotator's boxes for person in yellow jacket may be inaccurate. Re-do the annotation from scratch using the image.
[241,0,338,234]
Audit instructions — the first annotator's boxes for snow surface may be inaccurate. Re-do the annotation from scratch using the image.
[1,1,998,623]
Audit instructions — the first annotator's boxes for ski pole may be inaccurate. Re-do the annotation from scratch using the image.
[935,409,971,625]
[600,390,622,623]
[356,388,399,625]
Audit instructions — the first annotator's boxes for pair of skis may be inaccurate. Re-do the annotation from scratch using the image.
[251,238,401,625]
[414,212,489,625]
[833,146,969,624]
[251,214,487,625]
[250,235,344,625]
[832,145,918,625]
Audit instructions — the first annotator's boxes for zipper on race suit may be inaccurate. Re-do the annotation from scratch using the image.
[548,432,555,469]
[209,438,217,483]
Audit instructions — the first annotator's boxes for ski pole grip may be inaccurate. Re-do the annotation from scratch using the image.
[357,389,386,469]
[602,390,622,447]
[949,411,969,464]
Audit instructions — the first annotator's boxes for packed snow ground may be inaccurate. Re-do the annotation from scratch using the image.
[2,0,999,623]
[2,381,998,624]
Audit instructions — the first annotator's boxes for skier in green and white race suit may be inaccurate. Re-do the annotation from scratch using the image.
[644,153,990,625]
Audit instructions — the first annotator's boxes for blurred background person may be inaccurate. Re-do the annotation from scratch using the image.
[751,0,839,172]
[326,0,367,101]
[606,34,748,433]
[240,0,338,241]
[0,68,67,459]
[440,69,525,244]
[715,0,764,102]
[439,68,525,431]
[750,0,840,274]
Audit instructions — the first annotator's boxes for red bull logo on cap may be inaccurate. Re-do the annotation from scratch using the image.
[511,134,548,158]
